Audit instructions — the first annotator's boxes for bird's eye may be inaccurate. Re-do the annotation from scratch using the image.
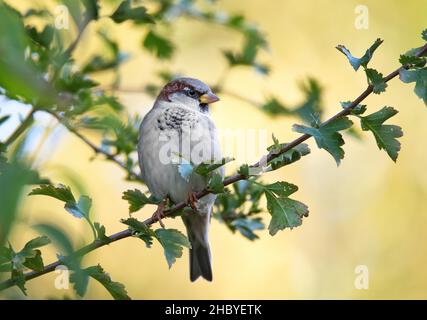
[186,89,196,97]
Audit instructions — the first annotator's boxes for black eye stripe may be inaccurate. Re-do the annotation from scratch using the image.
[183,87,201,98]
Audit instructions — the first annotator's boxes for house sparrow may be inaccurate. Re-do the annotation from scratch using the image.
[138,77,222,281]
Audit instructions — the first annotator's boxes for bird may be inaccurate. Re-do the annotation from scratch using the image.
[138,77,223,281]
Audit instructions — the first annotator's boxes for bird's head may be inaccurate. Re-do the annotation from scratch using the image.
[155,77,219,113]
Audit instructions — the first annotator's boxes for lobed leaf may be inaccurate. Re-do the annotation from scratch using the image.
[262,182,309,236]
[85,264,131,300]
[29,184,75,203]
[365,68,387,94]
[359,106,403,161]
[193,157,233,177]
[110,0,154,24]
[122,189,160,213]
[154,229,191,268]
[65,195,92,219]
[94,222,111,243]
[143,30,174,60]
[399,55,426,68]
[207,173,225,194]
[121,218,155,248]
[267,141,310,171]
[293,117,353,165]
[23,236,51,251]
[336,38,383,71]
[399,67,427,106]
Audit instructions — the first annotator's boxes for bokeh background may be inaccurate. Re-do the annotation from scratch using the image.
[1,0,427,299]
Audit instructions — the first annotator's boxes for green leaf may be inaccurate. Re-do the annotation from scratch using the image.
[263,182,309,236]
[7,236,49,273]
[0,115,10,126]
[56,71,98,93]
[293,78,323,124]
[0,143,6,165]
[121,218,155,247]
[231,218,264,241]
[267,196,308,235]
[65,195,92,219]
[260,97,289,116]
[422,29,427,41]
[263,181,299,197]
[11,252,26,271]
[122,189,160,213]
[30,185,93,221]
[0,262,12,272]
[208,173,224,194]
[23,236,51,251]
[237,164,250,177]
[110,0,154,24]
[94,222,111,243]
[23,8,51,18]
[29,184,75,203]
[243,30,268,63]
[34,224,74,256]
[70,269,89,297]
[399,55,426,68]
[100,113,141,155]
[359,107,403,161]
[26,24,54,49]
[82,55,118,73]
[267,142,310,170]
[154,229,191,268]
[365,68,387,94]
[178,157,232,182]
[336,38,383,71]
[0,160,34,246]
[85,265,131,300]
[0,246,13,265]
[193,157,233,177]
[82,0,99,20]
[399,67,427,106]
[293,117,353,165]
[59,0,83,26]
[143,30,174,60]
[22,249,44,272]
[222,28,267,74]
[11,269,26,295]
[0,3,55,105]
[93,95,124,112]
[341,101,367,115]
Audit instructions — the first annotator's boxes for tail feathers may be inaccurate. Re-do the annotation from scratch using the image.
[183,213,212,282]
[190,241,212,281]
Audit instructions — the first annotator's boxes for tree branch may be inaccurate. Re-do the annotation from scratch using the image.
[1,43,426,293]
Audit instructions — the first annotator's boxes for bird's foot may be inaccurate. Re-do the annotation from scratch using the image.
[152,200,166,228]
[186,191,198,211]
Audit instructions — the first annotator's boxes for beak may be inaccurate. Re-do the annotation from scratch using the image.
[199,92,220,104]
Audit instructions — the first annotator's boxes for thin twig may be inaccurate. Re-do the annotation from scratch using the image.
[3,109,36,146]
[219,89,262,107]
[1,43,426,292]
[64,15,91,58]
[51,13,92,82]
[45,110,143,181]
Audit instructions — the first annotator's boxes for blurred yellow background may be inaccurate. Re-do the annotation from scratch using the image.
[3,0,427,299]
